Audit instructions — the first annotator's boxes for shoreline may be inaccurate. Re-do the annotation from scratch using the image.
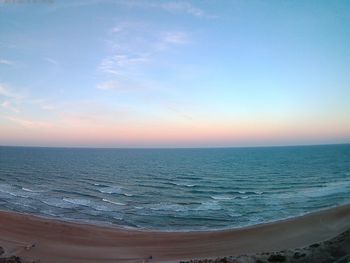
[0,204,349,262]
[0,202,349,233]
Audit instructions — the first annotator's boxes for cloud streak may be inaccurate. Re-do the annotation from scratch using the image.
[5,116,54,129]
[160,2,207,18]
[44,57,59,65]
[162,31,189,45]
[0,84,23,99]
[99,21,190,76]
[99,53,150,75]
[97,21,191,97]
[96,80,145,92]
[1,101,19,113]
[118,1,214,19]
[0,59,15,66]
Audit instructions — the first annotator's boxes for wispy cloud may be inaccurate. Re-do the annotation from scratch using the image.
[0,84,23,99]
[162,31,189,45]
[0,84,22,114]
[1,101,19,113]
[96,79,149,93]
[40,104,56,111]
[166,102,194,121]
[114,1,214,19]
[0,84,56,115]
[99,53,150,75]
[0,59,15,66]
[5,116,54,129]
[44,57,59,65]
[45,0,214,19]
[99,19,190,77]
[160,2,207,18]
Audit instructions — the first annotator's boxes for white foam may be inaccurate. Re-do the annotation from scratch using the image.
[91,204,113,212]
[170,182,196,187]
[113,215,123,220]
[149,203,182,212]
[195,201,221,211]
[22,187,35,192]
[0,184,17,197]
[102,199,126,206]
[42,198,77,209]
[63,198,91,206]
[301,180,350,198]
[21,187,44,193]
[211,195,234,200]
[98,186,122,194]
[229,212,242,217]
[0,184,35,198]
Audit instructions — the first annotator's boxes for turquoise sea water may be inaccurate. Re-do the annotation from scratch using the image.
[0,144,349,231]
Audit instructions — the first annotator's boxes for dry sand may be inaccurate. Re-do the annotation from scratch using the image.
[0,204,349,263]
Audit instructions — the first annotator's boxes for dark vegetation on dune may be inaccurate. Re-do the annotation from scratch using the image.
[0,246,33,263]
[179,229,350,263]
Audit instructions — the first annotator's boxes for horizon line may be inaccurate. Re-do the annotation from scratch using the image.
[1,142,349,150]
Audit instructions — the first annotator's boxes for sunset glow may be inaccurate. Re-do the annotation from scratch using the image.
[1,1,349,147]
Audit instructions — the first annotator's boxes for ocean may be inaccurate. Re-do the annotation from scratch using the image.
[0,144,349,231]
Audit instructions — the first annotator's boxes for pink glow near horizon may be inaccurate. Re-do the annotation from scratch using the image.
[1,116,349,147]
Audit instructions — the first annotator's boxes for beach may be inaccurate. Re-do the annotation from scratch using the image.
[0,204,349,263]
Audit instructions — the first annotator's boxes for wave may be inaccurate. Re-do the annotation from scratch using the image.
[41,198,78,209]
[92,183,110,187]
[229,212,243,217]
[22,187,36,192]
[167,182,196,187]
[102,199,126,206]
[211,195,234,200]
[236,190,263,195]
[0,184,39,198]
[22,187,46,193]
[146,201,221,212]
[43,197,117,211]
[41,211,60,217]
[113,215,123,220]
[63,198,91,206]
[98,186,122,194]
[195,201,222,211]
[53,189,97,199]
[300,180,350,198]
[149,203,187,212]
[0,184,18,197]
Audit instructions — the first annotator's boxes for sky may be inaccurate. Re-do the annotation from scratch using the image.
[0,0,349,148]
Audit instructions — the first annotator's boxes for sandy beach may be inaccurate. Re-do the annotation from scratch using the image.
[0,204,349,262]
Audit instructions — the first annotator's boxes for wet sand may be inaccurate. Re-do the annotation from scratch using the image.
[0,204,349,263]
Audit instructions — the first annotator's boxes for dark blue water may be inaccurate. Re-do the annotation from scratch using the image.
[0,144,349,231]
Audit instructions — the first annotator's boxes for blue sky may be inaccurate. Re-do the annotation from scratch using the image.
[0,0,349,147]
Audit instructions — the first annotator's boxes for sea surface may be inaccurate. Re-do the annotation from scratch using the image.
[0,144,349,231]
